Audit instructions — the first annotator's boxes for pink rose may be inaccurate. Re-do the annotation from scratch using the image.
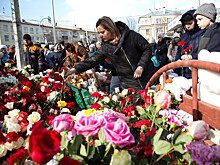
[104,119,135,148]
[66,129,76,141]
[154,90,172,109]
[52,114,74,133]
[188,120,209,140]
[74,115,105,137]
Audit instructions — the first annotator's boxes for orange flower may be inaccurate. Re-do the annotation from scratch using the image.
[22,86,30,92]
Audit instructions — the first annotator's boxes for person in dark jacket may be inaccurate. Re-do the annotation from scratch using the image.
[23,34,43,74]
[51,43,66,70]
[154,33,168,68]
[8,45,15,61]
[194,3,220,53]
[175,10,203,78]
[66,16,157,91]
[44,44,54,68]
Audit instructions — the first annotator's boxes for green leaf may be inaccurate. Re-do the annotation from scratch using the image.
[153,128,164,146]
[88,140,96,159]
[105,142,112,151]
[67,134,83,155]
[98,127,106,144]
[60,131,68,149]
[136,106,146,115]
[80,144,87,157]
[138,159,149,165]
[154,140,171,155]
[172,129,182,144]
[94,140,102,147]
[183,152,191,163]
[173,133,193,154]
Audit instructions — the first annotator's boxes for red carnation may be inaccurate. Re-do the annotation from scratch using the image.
[135,120,152,128]
[25,80,33,88]
[91,92,103,99]
[17,111,28,122]
[120,99,126,107]
[144,95,154,105]
[126,95,133,102]
[140,89,147,98]
[66,102,75,110]
[6,132,20,143]
[42,76,49,83]
[19,120,29,132]
[30,120,44,132]
[90,103,102,110]
[6,148,28,165]
[182,49,186,54]
[0,130,6,144]
[128,88,137,94]
[47,115,57,126]
[177,41,186,46]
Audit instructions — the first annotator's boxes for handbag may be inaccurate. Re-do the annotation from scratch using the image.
[151,50,160,67]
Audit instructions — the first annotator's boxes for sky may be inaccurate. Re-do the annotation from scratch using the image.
[1,0,220,30]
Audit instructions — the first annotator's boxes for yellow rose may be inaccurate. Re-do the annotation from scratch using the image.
[57,101,67,107]
[110,149,132,165]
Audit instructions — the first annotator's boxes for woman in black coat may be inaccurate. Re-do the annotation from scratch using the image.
[66,16,157,91]
[51,43,66,70]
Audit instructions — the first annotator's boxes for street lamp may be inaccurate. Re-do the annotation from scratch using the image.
[149,9,156,40]
[38,16,51,43]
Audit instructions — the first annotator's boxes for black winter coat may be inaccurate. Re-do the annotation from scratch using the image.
[24,42,43,74]
[74,21,157,90]
[51,49,66,69]
[154,38,168,67]
[198,22,220,53]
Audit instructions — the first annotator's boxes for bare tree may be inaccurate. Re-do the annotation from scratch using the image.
[126,17,138,31]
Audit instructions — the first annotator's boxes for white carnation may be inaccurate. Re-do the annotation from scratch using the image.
[0,144,7,158]
[8,109,20,118]
[5,137,24,151]
[121,89,128,96]
[4,102,14,110]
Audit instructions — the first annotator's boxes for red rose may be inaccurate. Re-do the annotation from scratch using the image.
[25,81,33,88]
[144,96,153,105]
[140,89,147,98]
[126,95,133,102]
[128,88,137,94]
[30,120,44,132]
[29,103,36,110]
[90,103,102,110]
[17,111,28,122]
[66,102,75,110]
[19,120,29,132]
[58,156,81,165]
[29,128,61,164]
[91,92,103,99]
[182,49,186,54]
[120,99,126,107]
[47,115,57,125]
[42,77,49,83]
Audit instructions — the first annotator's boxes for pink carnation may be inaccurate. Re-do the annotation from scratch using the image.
[52,114,74,133]
[104,119,135,148]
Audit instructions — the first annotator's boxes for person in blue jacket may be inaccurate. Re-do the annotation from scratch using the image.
[175,9,202,78]
[0,45,9,66]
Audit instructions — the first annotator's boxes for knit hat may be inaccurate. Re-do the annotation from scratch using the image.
[172,32,180,39]
[23,34,31,41]
[180,14,194,22]
[158,33,164,38]
[194,3,217,22]
[89,44,95,48]
[148,37,155,44]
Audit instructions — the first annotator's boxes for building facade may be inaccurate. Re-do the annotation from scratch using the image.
[0,15,99,48]
[138,9,184,41]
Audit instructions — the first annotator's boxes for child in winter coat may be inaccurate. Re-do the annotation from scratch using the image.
[194,3,220,53]
[0,45,9,65]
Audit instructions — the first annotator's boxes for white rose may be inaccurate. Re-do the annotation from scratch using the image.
[27,65,31,68]
[6,122,21,133]
[103,97,110,103]
[27,112,41,124]
[47,91,59,102]
[121,89,128,96]
[5,137,24,151]
[8,109,20,118]
[115,87,120,94]
[4,115,18,123]
[4,102,14,110]
[41,86,45,92]
[23,137,29,149]
[0,144,7,158]
[61,108,70,113]
[112,95,118,102]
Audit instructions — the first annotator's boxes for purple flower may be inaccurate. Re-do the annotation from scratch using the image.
[52,114,74,133]
[186,141,220,165]
[104,119,135,148]
[74,115,105,137]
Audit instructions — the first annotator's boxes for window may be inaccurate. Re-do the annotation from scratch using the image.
[156,18,161,24]
[157,28,163,33]
[36,28,39,34]
[30,28,34,34]
[11,25,14,32]
[32,37,34,41]
[12,35,15,42]
[146,29,150,34]
[70,32,72,35]
[4,35,9,42]
[167,18,172,23]
[24,27,28,33]
[145,20,150,25]
[3,25,8,32]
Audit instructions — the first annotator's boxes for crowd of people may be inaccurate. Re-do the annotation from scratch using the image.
[0,3,219,93]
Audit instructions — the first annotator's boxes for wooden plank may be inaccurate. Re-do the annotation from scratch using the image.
[178,95,220,130]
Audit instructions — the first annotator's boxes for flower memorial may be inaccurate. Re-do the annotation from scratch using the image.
[0,65,219,165]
